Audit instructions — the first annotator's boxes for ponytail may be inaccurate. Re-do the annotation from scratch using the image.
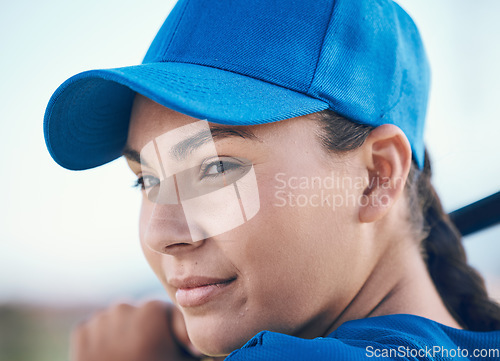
[316,110,500,332]
[416,151,500,331]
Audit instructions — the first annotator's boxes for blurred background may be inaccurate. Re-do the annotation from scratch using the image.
[1,0,499,360]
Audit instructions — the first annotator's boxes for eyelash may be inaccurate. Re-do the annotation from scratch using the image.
[132,175,159,190]
[199,158,241,179]
[132,158,242,190]
[132,178,143,189]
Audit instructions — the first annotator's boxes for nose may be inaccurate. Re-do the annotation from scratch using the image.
[140,201,205,255]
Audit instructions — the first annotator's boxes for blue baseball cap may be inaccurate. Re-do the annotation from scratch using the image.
[44,0,430,170]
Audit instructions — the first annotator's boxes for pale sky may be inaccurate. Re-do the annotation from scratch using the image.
[1,0,499,305]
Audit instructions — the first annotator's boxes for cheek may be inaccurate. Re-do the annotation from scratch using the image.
[139,242,179,304]
[237,174,362,301]
[140,238,163,281]
[138,201,168,285]
[138,198,150,240]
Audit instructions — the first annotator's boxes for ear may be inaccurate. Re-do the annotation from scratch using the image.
[358,124,412,223]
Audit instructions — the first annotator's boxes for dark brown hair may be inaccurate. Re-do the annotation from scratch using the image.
[316,109,500,331]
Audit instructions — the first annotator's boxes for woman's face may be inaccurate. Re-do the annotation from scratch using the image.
[125,95,375,356]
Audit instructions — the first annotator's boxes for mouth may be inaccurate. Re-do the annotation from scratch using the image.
[172,276,237,308]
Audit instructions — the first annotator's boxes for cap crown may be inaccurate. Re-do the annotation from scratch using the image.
[144,0,429,167]
[144,0,334,93]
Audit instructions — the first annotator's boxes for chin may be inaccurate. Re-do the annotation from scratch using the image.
[186,316,260,357]
[190,330,247,357]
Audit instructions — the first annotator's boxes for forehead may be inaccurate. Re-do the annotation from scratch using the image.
[127,94,202,150]
[127,94,267,149]
[126,94,324,155]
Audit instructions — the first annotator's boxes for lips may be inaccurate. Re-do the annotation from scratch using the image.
[171,276,237,308]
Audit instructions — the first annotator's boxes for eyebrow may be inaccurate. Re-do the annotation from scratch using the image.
[122,146,145,166]
[122,125,259,164]
[171,126,258,161]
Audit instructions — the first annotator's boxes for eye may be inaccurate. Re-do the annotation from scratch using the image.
[200,158,245,179]
[133,175,160,190]
[203,161,227,176]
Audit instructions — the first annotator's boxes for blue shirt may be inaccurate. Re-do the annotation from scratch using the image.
[226,314,500,360]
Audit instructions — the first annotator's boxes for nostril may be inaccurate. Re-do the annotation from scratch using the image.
[163,242,188,252]
[141,201,197,253]
[160,239,205,256]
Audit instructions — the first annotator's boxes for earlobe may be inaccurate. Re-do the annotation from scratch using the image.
[358,124,412,223]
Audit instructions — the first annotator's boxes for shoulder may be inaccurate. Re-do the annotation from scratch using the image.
[225,314,500,360]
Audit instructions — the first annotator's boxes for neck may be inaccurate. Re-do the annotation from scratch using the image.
[323,237,462,335]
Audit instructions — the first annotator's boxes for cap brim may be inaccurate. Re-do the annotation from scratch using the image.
[44,62,328,170]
